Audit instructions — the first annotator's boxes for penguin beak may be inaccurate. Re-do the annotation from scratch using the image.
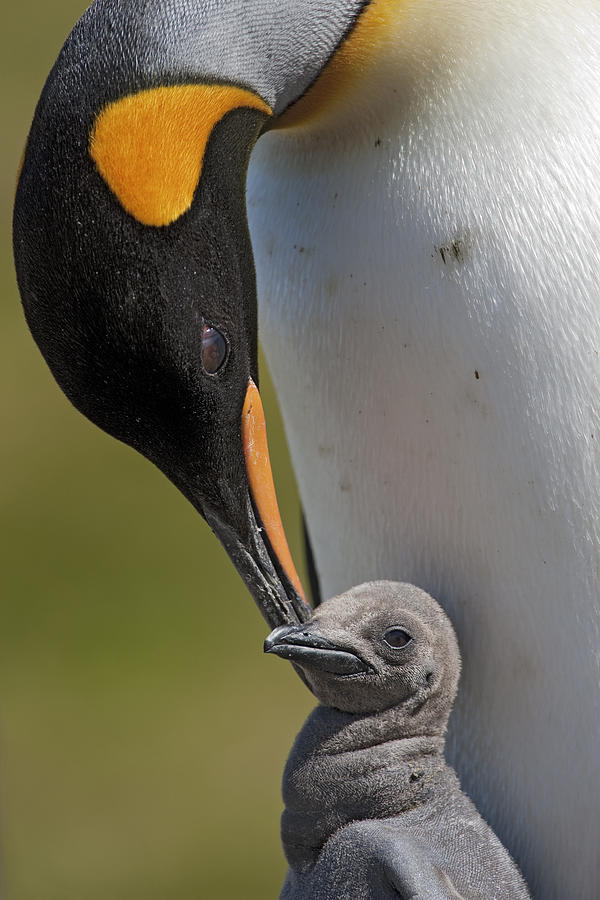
[200,379,311,630]
[264,624,369,675]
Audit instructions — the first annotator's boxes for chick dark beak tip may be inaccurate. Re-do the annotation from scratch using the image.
[264,625,297,654]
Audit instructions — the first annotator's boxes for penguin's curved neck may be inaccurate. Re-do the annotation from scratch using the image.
[67,0,366,115]
[281,703,452,870]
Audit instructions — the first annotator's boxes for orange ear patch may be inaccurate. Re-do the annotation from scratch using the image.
[90,84,271,226]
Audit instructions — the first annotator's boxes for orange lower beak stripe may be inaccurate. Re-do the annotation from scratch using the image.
[242,379,306,601]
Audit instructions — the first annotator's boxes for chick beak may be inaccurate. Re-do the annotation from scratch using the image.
[264,623,369,675]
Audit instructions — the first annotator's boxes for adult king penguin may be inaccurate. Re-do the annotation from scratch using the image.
[13,2,600,899]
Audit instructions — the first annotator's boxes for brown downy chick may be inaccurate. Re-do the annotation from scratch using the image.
[265,581,531,900]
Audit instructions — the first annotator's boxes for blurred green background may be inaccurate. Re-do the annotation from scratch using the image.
[1,3,313,897]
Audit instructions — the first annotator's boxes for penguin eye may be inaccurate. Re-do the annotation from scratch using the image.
[201,324,228,375]
[384,627,412,649]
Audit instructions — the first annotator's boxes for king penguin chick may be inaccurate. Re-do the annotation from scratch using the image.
[265,581,531,900]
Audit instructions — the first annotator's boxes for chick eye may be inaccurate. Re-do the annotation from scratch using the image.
[201,324,228,375]
[384,627,412,649]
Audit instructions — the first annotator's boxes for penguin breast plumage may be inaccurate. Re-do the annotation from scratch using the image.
[247,3,600,898]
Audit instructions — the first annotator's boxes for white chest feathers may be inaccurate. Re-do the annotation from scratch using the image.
[247,3,600,898]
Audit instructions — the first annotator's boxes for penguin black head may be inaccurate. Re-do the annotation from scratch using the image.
[12,44,299,626]
[14,94,306,626]
[12,0,378,628]
[265,581,461,726]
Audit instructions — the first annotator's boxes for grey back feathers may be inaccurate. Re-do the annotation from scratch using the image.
[265,581,531,899]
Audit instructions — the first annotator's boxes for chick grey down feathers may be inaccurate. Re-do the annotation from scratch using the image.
[265,581,531,899]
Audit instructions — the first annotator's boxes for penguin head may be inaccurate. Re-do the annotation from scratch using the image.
[12,0,383,629]
[13,78,307,627]
[265,581,461,726]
